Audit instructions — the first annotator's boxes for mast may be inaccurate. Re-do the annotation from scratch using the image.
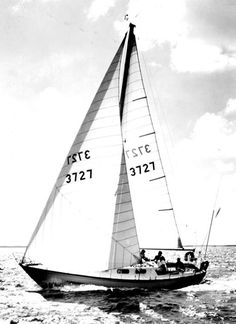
[119,23,136,121]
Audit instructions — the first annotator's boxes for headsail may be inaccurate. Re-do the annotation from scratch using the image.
[23,36,129,274]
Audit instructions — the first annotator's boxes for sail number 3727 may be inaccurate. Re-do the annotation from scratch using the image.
[66,169,92,183]
[130,161,155,176]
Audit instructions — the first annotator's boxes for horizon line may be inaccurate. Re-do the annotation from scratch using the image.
[1,244,236,248]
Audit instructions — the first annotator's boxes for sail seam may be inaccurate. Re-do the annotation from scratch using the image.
[117,182,129,186]
[114,217,134,225]
[111,240,138,250]
[123,113,150,123]
[115,200,132,205]
[116,191,130,196]
[78,123,120,136]
[94,86,119,96]
[73,133,120,146]
[127,78,143,87]
[71,141,121,150]
[91,95,120,105]
[122,104,148,115]
[114,208,133,215]
[88,104,118,114]
[80,114,119,125]
[119,234,137,242]
[125,88,146,98]
[121,123,154,133]
[113,225,136,234]
[123,104,148,114]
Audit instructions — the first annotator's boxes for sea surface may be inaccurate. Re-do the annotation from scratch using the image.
[0,246,236,324]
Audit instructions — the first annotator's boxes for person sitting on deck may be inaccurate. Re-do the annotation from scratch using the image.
[139,249,150,263]
[152,251,163,264]
[155,256,167,274]
[175,257,185,272]
[184,251,196,263]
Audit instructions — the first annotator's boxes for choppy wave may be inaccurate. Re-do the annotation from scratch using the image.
[1,247,236,323]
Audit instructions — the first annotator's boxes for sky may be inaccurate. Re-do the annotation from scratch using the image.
[1,0,236,247]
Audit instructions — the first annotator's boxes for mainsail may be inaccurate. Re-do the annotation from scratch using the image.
[119,24,182,249]
[23,24,183,276]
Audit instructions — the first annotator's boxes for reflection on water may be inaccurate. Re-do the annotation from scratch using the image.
[0,246,236,323]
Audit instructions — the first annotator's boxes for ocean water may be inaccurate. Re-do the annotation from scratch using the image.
[0,247,236,324]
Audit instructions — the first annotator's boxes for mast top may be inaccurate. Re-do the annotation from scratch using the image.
[129,23,136,36]
[129,22,136,29]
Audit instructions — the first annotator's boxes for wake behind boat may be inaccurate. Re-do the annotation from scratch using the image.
[20,23,209,289]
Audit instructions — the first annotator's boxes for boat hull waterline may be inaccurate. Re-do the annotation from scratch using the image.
[20,264,206,290]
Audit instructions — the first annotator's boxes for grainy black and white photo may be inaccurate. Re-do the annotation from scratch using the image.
[1,0,236,323]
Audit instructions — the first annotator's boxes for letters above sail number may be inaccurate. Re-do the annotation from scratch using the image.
[67,150,91,165]
[125,144,151,159]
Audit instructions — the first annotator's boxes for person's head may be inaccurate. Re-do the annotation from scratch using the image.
[140,249,145,255]
[158,251,162,256]
[177,257,180,262]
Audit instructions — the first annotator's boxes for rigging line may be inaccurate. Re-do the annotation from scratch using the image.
[139,53,176,168]
[22,182,58,262]
[204,176,222,257]
[135,35,182,244]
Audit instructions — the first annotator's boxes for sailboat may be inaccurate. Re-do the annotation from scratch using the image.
[20,23,209,290]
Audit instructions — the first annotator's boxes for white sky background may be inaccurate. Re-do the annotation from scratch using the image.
[0,0,236,246]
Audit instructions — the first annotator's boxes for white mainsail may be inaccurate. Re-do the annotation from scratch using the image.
[120,27,182,249]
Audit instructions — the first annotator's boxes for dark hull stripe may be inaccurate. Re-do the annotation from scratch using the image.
[20,264,206,290]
